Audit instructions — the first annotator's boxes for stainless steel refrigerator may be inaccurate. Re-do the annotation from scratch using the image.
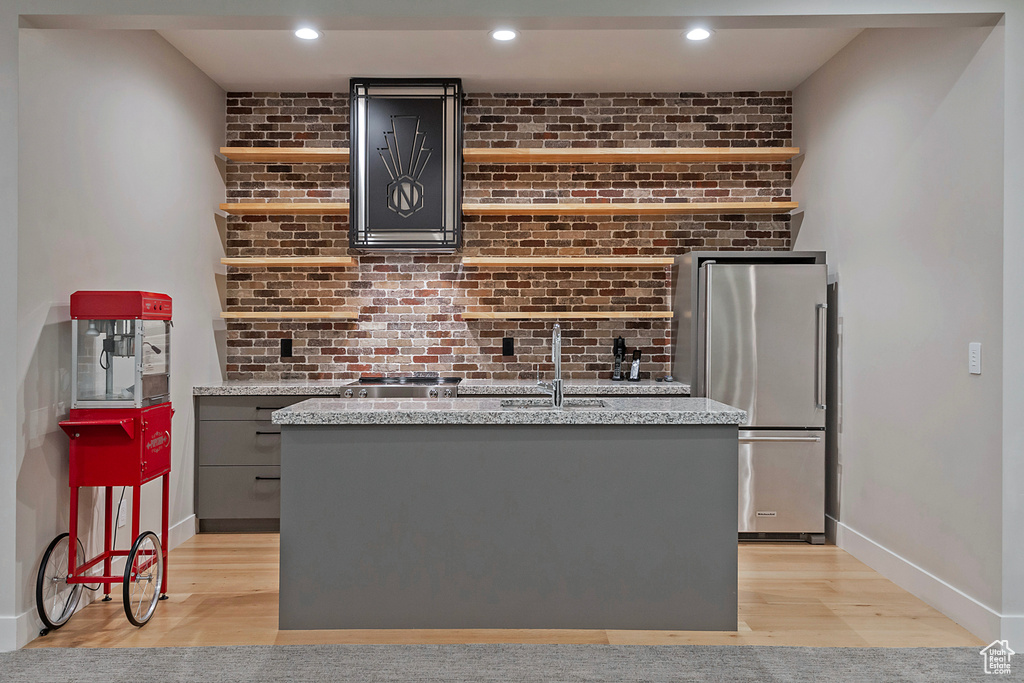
[673,252,828,541]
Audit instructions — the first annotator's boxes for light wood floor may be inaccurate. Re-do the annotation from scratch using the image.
[26,533,983,649]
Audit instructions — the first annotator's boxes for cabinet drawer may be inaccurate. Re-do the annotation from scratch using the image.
[197,395,319,421]
[198,420,282,466]
[197,465,281,520]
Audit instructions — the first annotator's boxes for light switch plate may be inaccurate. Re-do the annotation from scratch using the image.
[969,342,982,375]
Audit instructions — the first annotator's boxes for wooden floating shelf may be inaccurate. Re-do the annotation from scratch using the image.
[462,257,675,267]
[219,146,800,165]
[463,202,797,216]
[219,202,349,215]
[220,311,358,320]
[461,311,674,321]
[221,257,356,267]
[220,201,795,216]
[220,147,350,163]
[463,147,800,164]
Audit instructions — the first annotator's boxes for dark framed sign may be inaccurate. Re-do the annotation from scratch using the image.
[349,78,462,251]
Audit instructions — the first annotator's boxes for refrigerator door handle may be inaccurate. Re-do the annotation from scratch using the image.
[739,435,822,443]
[816,302,828,410]
[702,263,714,399]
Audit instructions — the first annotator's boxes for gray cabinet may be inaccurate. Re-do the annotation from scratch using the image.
[195,395,316,532]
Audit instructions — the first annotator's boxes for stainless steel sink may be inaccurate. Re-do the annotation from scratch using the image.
[500,398,607,410]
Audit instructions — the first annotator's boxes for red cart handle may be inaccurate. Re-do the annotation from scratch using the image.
[59,418,135,440]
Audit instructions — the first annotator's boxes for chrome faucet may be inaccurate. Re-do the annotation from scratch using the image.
[537,323,564,408]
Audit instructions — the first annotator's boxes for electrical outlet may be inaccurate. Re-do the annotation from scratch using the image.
[281,338,293,358]
[117,499,127,528]
[969,342,982,375]
[502,337,514,356]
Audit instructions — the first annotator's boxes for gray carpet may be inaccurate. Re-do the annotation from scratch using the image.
[0,644,1003,682]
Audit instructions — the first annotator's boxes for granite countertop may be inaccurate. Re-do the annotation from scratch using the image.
[272,396,744,426]
[460,379,690,396]
[193,381,346,396]
[194,379,689,396]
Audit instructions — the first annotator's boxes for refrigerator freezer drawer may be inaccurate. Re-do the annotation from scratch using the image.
[738,430,824,534]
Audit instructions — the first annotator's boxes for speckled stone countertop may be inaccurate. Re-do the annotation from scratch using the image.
[460,379,690,396]
[272,396,744,426]
[194,379,689,396]
[193,381,345,396]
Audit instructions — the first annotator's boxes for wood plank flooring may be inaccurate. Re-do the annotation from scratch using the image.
[25,533,983,649]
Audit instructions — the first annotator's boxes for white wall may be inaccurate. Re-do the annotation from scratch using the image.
[14,29,224,646]
[0,6,19,657]
[1000,7,1024,649]
[793,26,1006,639]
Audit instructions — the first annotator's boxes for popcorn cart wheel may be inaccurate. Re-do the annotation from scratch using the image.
[35,533,87,631]
[123,531,165,627]
[35,291,173,634]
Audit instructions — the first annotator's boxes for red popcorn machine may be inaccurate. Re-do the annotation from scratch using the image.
[36,291,173,634]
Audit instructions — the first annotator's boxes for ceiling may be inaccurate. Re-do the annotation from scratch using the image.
[157,28,863,93]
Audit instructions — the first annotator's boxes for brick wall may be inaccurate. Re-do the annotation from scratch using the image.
[223,91,792,380]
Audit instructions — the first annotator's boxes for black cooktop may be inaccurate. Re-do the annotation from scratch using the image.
[356,376,461,386]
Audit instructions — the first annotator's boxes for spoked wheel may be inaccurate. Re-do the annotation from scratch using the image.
[123,531,163,627]
[35,533,85,634]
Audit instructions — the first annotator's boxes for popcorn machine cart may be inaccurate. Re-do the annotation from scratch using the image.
[36,291,172,634]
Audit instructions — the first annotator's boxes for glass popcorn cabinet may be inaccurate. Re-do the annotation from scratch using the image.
[72,292,171,409]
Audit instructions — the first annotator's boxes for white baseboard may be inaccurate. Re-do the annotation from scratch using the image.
[1000,614,1024,650]
[3,514,197,651]
[836,521,1004,643]
[824,513,838,545]
[3,603,44,652]
[0,616,14,652]
[169,513,196,551]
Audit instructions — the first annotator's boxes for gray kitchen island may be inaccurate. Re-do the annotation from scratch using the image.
[272,396,745,631]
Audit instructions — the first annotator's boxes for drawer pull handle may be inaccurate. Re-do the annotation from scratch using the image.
[254,431,281,436]
[739,436,822,443]
[254,476,281,481]
[254,406,278,411]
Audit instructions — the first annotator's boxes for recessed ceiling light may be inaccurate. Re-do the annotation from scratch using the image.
[295,28,320,40]
[685,28,712,41]
[490,29,518,42]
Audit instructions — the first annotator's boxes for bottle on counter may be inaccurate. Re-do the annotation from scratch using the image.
[612,336,627,381]
[628,349,642,382]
